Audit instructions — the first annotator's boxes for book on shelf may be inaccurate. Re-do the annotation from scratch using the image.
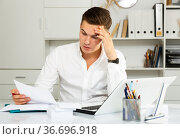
[167,0,180,6]
[121,19,128,38]
[155,46,162,67]
[144,45,162,68]
[110,23,119,38]
[166,0,172,5]
[117,20,124,38]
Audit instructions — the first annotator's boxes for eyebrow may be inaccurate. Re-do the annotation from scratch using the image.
[81,29,98,37]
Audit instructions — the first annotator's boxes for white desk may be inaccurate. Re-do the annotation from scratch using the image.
[0,100,180,124]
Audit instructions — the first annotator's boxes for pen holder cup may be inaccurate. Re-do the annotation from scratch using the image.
[123,98,141,121]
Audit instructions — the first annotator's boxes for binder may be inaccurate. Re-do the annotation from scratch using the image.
[171,10,179,38]
[128,11,135,38]
[121,19,128,38]
[147,10,155,37]
[166,10,179,38]
[165,10,172,38]
[178,19,180,37]
[141,11,148,38]
[117,20,124,38]
[134,10,142,38]
[154,3,164,37]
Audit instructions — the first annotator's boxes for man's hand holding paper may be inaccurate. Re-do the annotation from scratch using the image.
[12,80,56,105]
[11,88,31,105]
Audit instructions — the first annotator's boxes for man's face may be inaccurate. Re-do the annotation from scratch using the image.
[79,20,102,55]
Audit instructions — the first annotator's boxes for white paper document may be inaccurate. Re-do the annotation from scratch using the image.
[14,80,56,104]
[0,104,50,112]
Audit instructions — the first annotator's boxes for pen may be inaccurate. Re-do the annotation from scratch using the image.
[132,90,136,99]
[125,83,133,99]
[9,93,16,97]
[129,81,133,92]
[138,95,140,99]
[124,88,128,99]
[124,87,128,99]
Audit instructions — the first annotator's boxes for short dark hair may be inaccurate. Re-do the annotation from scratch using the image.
[81,7,112,30]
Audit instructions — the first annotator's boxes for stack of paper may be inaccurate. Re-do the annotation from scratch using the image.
[47,102,81,119]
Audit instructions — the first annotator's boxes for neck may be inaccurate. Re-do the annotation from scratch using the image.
[82,47,102,60]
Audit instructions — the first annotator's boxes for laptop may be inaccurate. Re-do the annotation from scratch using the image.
[74,76,176,116]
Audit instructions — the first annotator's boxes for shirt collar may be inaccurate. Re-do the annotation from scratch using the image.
[77,42,106,60]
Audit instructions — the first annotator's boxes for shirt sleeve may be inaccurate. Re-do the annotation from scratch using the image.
[107,50,127,95]
[35,48,59,93]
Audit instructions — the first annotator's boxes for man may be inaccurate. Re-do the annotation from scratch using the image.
[11,7,127,105]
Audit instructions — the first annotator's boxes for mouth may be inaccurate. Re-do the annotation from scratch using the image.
[83,45,91,50]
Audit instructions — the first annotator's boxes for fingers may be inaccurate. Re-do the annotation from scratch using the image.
[11,89,20,95]
[13,94,25,99]
[11,88,31,105]
[14,101,29,105]
[13,97,31,105]
[94,26,110,40]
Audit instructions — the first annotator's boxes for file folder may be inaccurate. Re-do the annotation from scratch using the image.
[165,10,172,38]
[141,10,154,38]
[171,10,179,38]
[154,3,164,37]
[141,11,148,38]
[166,10,179,38]
[134,10,142,38]
[128,11,135,38]
[147,10,155,38]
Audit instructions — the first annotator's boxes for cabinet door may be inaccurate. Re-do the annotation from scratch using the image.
[0,70,41,84]
[44,8,88,39]
[0,0,44,69]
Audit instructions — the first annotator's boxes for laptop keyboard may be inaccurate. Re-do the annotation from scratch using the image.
[81,105,101,110]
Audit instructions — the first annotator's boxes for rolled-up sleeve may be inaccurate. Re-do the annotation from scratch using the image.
[107,50,127,95]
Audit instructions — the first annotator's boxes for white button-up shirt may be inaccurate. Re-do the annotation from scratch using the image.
[35,42,127,102]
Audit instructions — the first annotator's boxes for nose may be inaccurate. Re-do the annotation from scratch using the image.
[84,36,90,45]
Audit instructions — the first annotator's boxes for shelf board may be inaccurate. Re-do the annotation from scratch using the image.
[165,68,180,70]
[44,37,165,41]
[45,38,79,41]
[112,37,164,40]
[166,37,180,40]
[166,5,180,9]
[126,68,164,71]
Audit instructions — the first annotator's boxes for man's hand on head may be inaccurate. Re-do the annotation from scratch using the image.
[94,26,117,60]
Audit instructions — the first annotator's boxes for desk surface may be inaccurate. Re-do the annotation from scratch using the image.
[1,100,180,124]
